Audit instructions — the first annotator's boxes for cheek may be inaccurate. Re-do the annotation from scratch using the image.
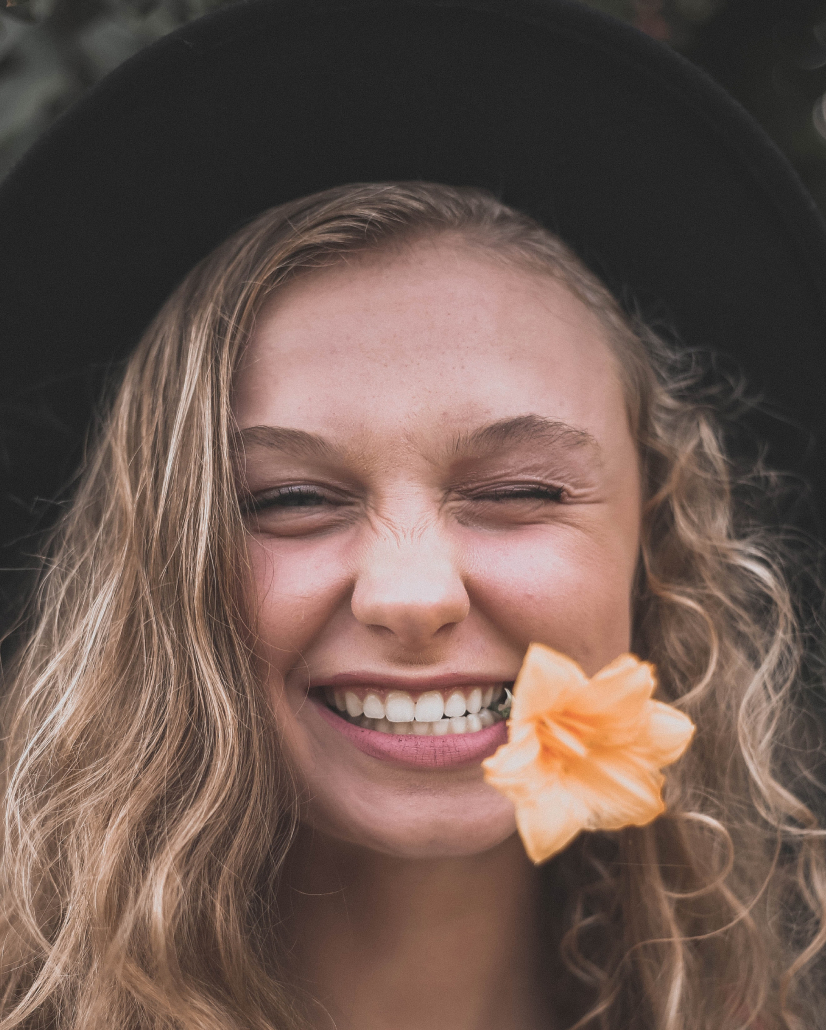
[247,535,353,674]
[465,525,638,675]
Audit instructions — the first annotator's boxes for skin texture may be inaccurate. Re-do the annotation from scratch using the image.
[232,239,642,1029]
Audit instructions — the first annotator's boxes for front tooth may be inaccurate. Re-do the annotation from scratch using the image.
[465,713,482,732]
[444,691,467,718]
[415,691,445,722]
[449,716,468,734]
[385,691,415,723]
[363,693,385,720]
[374,717,392,733]
[345,691,364,717]
[391,721,413,734]
[466,687,482,715]
[481,686,494,708]
[335,690,347,712]
[412,721,431,735]
[431,719,450,735]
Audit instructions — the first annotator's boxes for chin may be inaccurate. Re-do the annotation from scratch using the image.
[302,783,519,860]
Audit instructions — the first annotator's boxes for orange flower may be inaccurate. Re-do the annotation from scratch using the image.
[482,644,694,864]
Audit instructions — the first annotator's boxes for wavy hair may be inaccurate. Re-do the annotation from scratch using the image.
[1,182,824,1029]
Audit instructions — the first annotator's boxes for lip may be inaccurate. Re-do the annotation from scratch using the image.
[311,696,509,770]
[316,671,514,693]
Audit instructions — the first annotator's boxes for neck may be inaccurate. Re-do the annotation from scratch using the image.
[279,828,556,1030]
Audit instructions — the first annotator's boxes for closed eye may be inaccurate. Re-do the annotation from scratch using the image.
[240,483,360,538]
[241,484,341,515]
[474,484,564,503]
[450,481,568,528]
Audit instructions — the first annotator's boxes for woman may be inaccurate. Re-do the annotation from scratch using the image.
[1,4,825,1030]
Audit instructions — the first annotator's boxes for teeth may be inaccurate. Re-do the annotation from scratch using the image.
[466,687,482,715]
[414,691,445,722]
[385,691,415,723]
[444,691,467,718]
[338,708,504,735]
[363,693,385,720]
[324,684,509,735]
[345,691,364,717]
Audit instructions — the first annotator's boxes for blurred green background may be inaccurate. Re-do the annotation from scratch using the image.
[2,0,826,214]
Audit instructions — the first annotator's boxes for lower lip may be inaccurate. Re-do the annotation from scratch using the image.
[312,698,509,769]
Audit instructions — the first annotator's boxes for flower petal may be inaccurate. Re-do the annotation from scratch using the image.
[514,784,591,863]
[571,656,657,731]
[575,752,667,828]
[642,702,695,765]
[511,643,587,723]
[481,728,542,785]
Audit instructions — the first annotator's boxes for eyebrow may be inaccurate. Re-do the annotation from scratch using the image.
[234,414,601,465]
[455,414,601,460]
[234,424,337,460]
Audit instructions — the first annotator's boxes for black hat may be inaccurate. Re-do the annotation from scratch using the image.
[2,0,826,582]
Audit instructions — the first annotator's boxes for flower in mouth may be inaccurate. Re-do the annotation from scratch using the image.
[482,644,695,864]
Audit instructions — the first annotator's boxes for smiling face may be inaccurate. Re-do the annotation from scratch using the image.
[232,238,642,858]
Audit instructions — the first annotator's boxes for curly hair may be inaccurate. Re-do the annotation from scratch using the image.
[1,182,824,1029]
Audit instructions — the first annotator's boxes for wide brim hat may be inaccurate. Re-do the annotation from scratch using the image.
[2,0,826,611]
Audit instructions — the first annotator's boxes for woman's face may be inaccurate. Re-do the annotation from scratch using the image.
[233,239,641,859]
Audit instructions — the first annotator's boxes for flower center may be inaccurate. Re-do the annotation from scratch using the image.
[535,711,598,761]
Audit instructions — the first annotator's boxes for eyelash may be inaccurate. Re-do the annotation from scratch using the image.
[242,485,337,514]
[470,484,565,504]
[243,482,565,515]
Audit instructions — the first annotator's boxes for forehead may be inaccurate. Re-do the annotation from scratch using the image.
[233,241,630,458]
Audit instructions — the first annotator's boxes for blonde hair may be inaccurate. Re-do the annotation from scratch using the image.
[1,182,824,1029]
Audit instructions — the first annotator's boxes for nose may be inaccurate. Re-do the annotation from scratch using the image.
[351,529,470,649]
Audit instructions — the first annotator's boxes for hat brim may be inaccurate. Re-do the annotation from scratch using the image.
[1,0,825,531]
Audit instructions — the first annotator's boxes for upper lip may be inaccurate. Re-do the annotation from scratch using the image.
[312,672,515,693]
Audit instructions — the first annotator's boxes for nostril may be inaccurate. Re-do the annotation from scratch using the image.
[350,566,470,643]
[352,598,469,643]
